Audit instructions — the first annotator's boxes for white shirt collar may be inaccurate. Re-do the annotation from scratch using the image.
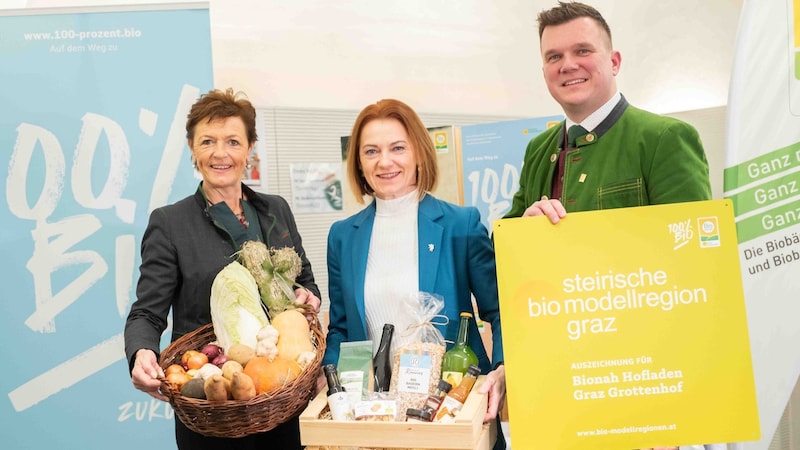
[565,91,621,132]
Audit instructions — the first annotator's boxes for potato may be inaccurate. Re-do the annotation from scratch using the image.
[230,372,257,400]
[180,378,206,399]
[221,360,244,381]
[203,374,231,401]
[227,343,256,366]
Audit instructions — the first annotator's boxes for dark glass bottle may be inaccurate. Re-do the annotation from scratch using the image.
[441,312,479,387]
[323,363,352,421]
[373,323,394,392]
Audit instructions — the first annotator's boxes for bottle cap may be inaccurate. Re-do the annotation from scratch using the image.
[406,407,433,422]
[436,379,453,393]
[460,311,473,318]
[467,365,481,376]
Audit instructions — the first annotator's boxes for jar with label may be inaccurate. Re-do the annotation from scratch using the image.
[405,407,433,422]
[323,363,353,421]
[433,364,481,423]
[420,378,452,419]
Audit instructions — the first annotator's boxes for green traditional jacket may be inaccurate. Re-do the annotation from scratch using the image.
[505,96,712,217]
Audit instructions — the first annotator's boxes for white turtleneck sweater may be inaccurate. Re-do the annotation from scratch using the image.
[363,190,419,356]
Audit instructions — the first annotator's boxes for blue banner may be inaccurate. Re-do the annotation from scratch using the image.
[0,6,212,449]
[461,116,563,230]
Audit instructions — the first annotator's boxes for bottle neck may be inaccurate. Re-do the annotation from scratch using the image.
[453,373,477,395]
[325,368,345,396]
[377,325,394,352]
[456,316,470,346]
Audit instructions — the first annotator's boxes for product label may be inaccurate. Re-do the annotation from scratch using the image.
[442,370,464,388]
[353,399,397,421]
[397,351,432,394]
[327,392,353,421]
[339,370,365,405]
[434,395,465,423]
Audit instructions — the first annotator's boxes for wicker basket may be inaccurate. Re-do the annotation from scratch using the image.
[158,319,326,438]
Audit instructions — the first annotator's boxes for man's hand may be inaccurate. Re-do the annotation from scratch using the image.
[478,364,506,423]
[523,196,567,224]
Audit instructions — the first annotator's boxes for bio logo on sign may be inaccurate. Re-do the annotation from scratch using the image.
[668,219,694,250]
[698,216,722,248]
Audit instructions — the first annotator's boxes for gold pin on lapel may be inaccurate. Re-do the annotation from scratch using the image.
[579,173,587,183]
[550,153,557,163]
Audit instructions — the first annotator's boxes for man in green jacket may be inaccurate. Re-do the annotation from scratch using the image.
[505,1,711,224]
[504,3,720,450]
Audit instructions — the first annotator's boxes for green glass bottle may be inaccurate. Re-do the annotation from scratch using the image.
[441,312,479,387]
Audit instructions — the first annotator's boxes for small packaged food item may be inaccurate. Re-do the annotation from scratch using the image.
[353,398,398,421]
[390,292,447,419]
[405,407,433,422]
[338,340,374,406]
[420,379,452,419]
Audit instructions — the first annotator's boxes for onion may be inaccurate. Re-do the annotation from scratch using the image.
[212,354,229,368]
[201,343,223,361]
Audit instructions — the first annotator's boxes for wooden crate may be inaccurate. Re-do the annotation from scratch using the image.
[300,376,496,450]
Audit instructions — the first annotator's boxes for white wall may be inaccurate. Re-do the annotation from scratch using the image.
[208,0,742,118]
[12,0,741,199]
[14,0,743,117]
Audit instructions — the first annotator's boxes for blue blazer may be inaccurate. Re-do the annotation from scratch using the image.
[322,194,504,375]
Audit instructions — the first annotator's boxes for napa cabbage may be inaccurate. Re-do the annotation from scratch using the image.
[209,261,269,351]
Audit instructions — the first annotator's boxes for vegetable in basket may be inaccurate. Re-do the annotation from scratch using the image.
[209,260,270,352]
[238,241,309,317]
[239,241,315,362]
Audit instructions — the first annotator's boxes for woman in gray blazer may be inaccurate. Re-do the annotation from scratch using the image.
[124,88,320,450]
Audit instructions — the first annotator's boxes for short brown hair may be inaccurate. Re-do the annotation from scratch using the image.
[186,88,258,144]
[346,99,438,204]
[537,1,612,44]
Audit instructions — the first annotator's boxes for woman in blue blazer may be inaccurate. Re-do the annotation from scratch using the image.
[323,99,505,449]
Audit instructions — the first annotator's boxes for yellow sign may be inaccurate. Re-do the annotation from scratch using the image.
[494,200,759,449]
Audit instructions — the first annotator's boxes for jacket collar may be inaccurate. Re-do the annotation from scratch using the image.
[417,194,443,294]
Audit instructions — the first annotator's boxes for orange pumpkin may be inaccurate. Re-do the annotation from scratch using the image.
[243,356,301,394]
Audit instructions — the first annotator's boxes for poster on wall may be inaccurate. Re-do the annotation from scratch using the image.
[460,116,562,232]
[726,1,800,448]
[289,162,344,213]
[243,146,262,187]
[0,5,213,450]
[494,200,759,449]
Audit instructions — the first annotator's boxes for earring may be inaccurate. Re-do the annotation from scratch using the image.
[246,161,252,170]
